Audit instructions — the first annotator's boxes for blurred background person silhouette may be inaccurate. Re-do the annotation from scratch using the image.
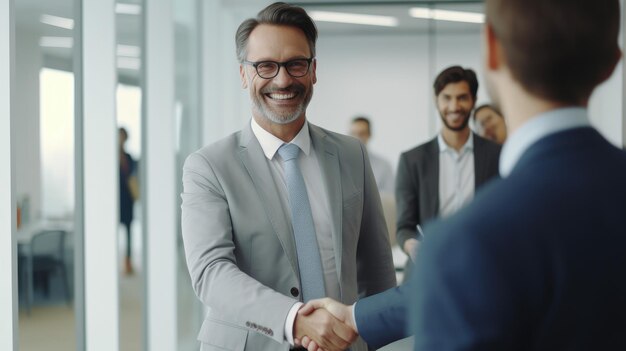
[119,127,138,275]
[473,104,507,144]
[349,116,395,194]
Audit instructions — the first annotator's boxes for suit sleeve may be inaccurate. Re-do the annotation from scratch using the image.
[395,152,420,250]
[181,152,296,344]
[356,144,398,296]
[354,283,411,348]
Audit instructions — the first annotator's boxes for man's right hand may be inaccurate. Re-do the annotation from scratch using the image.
[294,306,357,351]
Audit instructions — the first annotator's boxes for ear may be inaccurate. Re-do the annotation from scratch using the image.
[240,65,248,89]
[483,23,502,71]
[311,58,317,84]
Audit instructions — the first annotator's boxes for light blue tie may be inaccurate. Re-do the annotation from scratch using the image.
[278,143,326,302]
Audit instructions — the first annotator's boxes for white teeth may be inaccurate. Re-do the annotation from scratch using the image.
[268,92,296,100]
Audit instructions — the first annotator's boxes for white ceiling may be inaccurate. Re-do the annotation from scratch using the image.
[14,0,484,79]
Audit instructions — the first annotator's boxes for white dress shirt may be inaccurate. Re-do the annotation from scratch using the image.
[368,151,395,194]
[438,133,475,218]
[500,107,590,177]
[250,118,340,345]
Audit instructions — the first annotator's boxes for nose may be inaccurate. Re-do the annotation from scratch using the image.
[449,98,460,111]
[272,66,293,87]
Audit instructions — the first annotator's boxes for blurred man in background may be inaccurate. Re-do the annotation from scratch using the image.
[349,116,395,194]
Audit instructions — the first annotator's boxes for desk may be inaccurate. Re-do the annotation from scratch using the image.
[17,219,74,245]
[17,219,73,313]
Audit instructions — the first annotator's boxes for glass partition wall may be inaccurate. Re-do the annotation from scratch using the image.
[173,0,204,349]
[15,0,78,349]
[116,1,144,350]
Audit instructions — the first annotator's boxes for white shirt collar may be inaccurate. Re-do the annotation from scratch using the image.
[438,131,474,154]
[499,107,590,177]
[250,118,312,160]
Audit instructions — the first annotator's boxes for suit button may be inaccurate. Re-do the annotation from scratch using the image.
[290,287,299,297]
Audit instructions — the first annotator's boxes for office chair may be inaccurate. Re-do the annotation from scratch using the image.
[27,230,71,310]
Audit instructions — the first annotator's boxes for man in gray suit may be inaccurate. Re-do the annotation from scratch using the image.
[397,66,501,263]
[180,3,396,351]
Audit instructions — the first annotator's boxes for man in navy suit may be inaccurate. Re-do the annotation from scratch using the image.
[298,0,625,349]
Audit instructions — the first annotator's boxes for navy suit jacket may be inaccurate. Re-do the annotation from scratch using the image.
[355,127,626,350]
[412,127,626,350]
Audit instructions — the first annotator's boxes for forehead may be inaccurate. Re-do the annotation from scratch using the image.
[438,81,471,96]
[246,24,311,61]
[351,121,369,131]
[475,107,496,119]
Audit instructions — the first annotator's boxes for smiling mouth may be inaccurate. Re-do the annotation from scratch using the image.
[266,91,299,100]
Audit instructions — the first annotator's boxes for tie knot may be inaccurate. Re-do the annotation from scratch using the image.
[278,143,300,162]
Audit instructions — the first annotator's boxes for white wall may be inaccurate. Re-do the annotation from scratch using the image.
[310,32,483,172]
[588,0,624,148]
[589,61,623,147]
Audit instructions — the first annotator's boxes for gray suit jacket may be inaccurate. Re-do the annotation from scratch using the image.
[395,133,501,249]
[181,122,396,351]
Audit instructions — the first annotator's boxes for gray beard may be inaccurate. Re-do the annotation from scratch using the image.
[252,98,305,125]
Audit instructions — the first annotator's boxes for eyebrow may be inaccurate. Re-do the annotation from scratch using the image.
[247,55,311,62]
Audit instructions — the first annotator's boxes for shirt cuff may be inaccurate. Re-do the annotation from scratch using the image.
[351,302,359,333]
[284,301,303,345]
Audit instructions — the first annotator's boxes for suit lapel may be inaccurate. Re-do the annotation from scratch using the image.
[423,138,440,218]
[473,133,489,186]
[310,124,343,281]
[237,124,299,278]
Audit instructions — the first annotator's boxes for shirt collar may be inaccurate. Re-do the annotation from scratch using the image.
[437,131,474,154]
[499,107,590,177]
[250,118,312,160]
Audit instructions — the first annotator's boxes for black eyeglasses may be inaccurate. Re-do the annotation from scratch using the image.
[243,58,314,79]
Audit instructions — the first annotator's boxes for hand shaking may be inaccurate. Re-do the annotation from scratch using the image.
[295,298,357,351]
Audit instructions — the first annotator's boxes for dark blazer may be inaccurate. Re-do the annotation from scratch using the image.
[395,133,501,250]
[411,127,626,350]
[354,278,413,348]
[354,127,626,349]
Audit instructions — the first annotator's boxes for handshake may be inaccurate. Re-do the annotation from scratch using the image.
[294,298,357,351]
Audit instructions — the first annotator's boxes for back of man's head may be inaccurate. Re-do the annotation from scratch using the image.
[433,66,479,101]
[486,0,621,104]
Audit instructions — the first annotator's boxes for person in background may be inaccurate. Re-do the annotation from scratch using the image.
[349,116,395,194]
[396,66,501,265]
[474,103,507,144]
[180,3,396,351]
[118,127,137,275]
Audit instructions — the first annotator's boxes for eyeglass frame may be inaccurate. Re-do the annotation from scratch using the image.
[242,57,315,79]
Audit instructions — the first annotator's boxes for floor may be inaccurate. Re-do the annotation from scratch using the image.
[18,224,145,351]
[18,272,143,350]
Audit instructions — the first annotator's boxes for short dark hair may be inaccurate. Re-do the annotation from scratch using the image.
[473,104,502,120]
[119,127,128,139]
[433,66,479,101]
[486,0,621,103]
[352,116,371,134]
[235,2,318,63]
